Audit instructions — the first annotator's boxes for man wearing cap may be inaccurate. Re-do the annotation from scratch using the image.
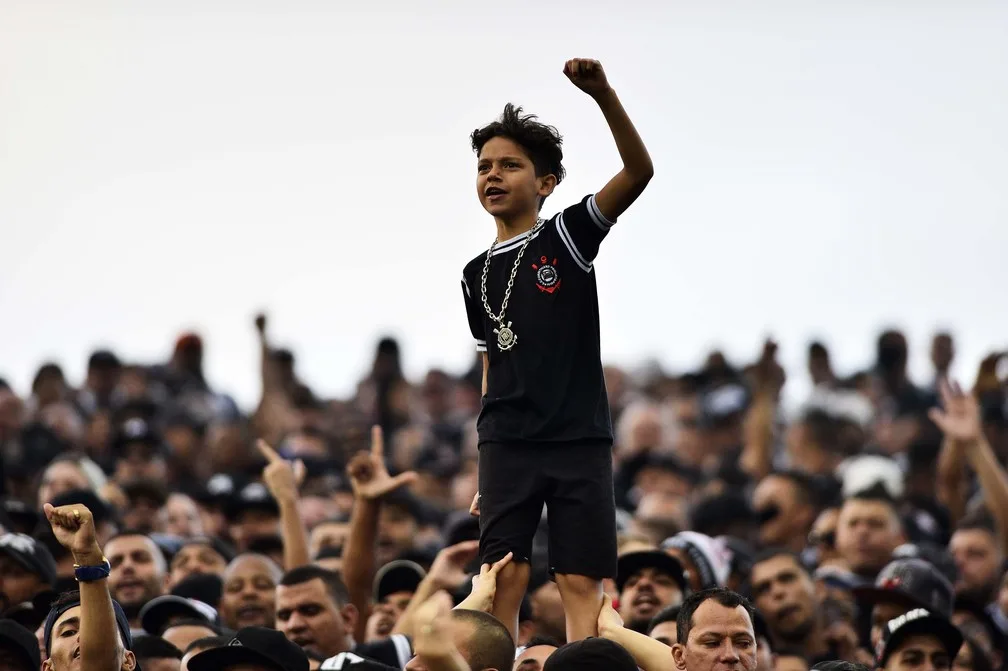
[616,550,687,633]
[875,608,962,671]
[851,558,956,651]
[186,625,309,671]
[367,560,426,640]
[226,483,283,553]
[166,537,233,591]
[41,502,138,671]
[0,619,41,671]
[661,531,732,593]
[0,531,58,613]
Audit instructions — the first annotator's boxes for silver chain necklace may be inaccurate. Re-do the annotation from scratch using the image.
[480,219,544,352]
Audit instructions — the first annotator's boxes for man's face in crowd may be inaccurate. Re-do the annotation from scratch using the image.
[950,529,1001,600]
[38,461,91,507]
[230,511,281,552]
[513,643,557,671]
[309,521,348,559]
[883,634,952,671]
[121,497,162,535]
[750,554,817,641]
[167,542,227,590]
[276,577,354,658]
[366,589,414,641]
[672,600,757,671]
[163,623,217,655]
[752,475,810,549]
[0,554,45,611]
[220,555,279,630]
[115,447,168,484]
[835,498,902,575]
[619,567,683,630]
[162,494,204,538]
[650,619,678,646]
[872,602,910,650]
[377,505,417,565]
[43,605,136,671]
[106,535,165,618]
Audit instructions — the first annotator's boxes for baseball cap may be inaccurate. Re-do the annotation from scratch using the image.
[186,626,308,671]
[852,558,954,617]
[616,551,687,593]
[139,595,218,635]
[320,652,399,670]
[876,608,962,666]
[171,572,225,609]
[44,593,134,654]
[373,560,426,603]
[224,483,280,521]
[0,533,58,586]
[0,619,41,671]
[48,489,115,527]
[543,638,638,671]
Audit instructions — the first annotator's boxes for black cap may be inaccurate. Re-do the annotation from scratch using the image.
[1,588,58,631]
[48,489,115,527]
[171,572,224,609]
[373,560,426,603]
[442,511,480,548]
[139,594,219,635]
[113,418,163,453]
[876,608,962,666]
[0,533,57,586]
[319,652,398,670]
[812,662,870,671]
[543,638,638,671]
[186,626,308,671]
[121,479,170,508]
[1,500,40,535]
[224,483,280,521]
[616,551,687,594]
[852,558,954,618]
[0,619,42,671]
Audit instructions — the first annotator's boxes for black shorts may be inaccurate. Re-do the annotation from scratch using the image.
[477,440,617,579]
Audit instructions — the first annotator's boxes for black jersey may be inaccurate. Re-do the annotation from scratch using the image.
[461,194,615,445]
[321,635,412,669]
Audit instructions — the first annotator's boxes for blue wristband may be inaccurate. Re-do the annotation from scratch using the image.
[74,557,111,583]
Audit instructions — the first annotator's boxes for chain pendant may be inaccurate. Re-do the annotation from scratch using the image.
[494,322,517,351]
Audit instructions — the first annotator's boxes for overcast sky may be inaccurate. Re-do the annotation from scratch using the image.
[1,1,1006,409]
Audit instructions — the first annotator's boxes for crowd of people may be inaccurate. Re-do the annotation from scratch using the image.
[0,314,1005,671]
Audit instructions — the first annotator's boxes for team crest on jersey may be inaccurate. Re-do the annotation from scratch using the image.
[532,256,561,293]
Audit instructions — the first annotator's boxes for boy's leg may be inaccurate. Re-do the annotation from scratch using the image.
[478,441,544,642]
[545,441,617,641]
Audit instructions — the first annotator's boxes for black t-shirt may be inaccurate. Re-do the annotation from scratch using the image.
[348,635,412,669]
[461,194,614,445]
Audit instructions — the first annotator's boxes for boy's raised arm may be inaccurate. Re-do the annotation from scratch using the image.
[564,58,654,222]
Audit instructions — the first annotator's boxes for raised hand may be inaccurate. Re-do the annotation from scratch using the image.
[346,426,417,500]
[426,540,481,591]
[597,593,625,638]
[563,58,612,98]
[413,595,465,666]
[258,439,306,503]
[458,552,513,613]
[928,379,982,446]
[44,503,102,562]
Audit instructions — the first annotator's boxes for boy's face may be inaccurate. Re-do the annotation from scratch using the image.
[477,136,554,219]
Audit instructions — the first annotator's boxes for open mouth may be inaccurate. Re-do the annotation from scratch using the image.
[485,187,507,198]
[237,605,267,621]
[633,593,659,610]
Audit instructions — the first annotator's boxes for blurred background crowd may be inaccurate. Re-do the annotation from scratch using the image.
[1,314,1007,671]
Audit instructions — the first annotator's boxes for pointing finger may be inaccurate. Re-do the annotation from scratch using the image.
[370,425,384,459]
[257,439,282,464]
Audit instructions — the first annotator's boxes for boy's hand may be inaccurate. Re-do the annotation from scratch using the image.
[563,58,612,98]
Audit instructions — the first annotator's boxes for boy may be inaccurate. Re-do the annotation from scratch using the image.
[461,58,653,642]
